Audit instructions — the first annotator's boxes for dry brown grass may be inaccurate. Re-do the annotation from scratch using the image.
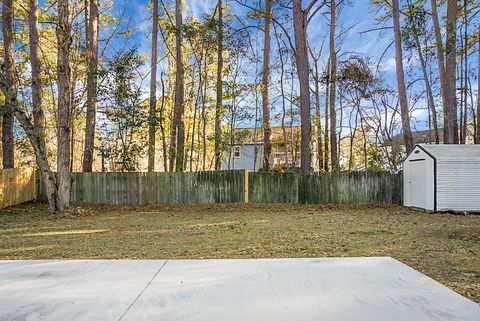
[1,202,479,302]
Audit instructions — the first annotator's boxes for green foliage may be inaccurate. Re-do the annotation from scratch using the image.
[99,49,148,171]
[402,0,435,58]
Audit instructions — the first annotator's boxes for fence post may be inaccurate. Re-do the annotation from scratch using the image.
[244,170,249,203]
[33,167,37,201]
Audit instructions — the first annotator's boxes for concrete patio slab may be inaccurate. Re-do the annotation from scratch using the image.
[0,258,478,321]
[0,260,166,321]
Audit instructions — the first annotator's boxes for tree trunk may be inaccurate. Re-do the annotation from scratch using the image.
[214,0,224,170]
[1,0,16,169]
[329,0,338,171]
[29,0,46,150]
[293,0,312,172]
[82,0,99,172]
[56,0,73,210]
[0,0,60,212]
[324,59,330,171]
[392,0,414,155]
[459,35,465,144]
[262,0,272,171]
[444,0,458,144]
[414,35,439,144]
[430,0,447,109]
[289,70,295,164]
[148,0,159,172]
[313,56,323,172]
[173,0,185,172]
[13,108,59,212]
[190,78,200,171]
[476,29,480,144]
[201,53,208,171]
[158,72,168,171]
[275,24,289,166]
[461,0,467,144]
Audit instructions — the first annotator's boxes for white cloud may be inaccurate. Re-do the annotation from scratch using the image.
[187,0,215,18]
[380,57,396,72]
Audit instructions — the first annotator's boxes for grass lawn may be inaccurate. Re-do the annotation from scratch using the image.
[0,203,479,302]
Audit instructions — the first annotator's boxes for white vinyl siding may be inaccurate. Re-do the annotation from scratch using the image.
[436,159,480,212]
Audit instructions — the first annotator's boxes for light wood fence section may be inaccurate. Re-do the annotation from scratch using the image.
[0,168,36,209]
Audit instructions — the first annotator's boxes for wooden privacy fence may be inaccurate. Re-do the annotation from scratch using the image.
[37,170,247,205]
[248,172,402,205]
[0,167,36,209]
[36,170,402,206]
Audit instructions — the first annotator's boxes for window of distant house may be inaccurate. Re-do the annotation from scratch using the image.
[234,146,241,158]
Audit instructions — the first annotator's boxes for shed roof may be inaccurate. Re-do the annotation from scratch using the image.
[415,144,480,160]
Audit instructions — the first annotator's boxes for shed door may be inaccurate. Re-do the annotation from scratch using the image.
[407,159,427,209]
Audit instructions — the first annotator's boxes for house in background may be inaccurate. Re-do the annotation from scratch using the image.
[222,143,263,171]
[383,128,444,148]
[222,126,302,171]
[382,127,476,171]
[381,129,443,171]
[384,126,476,149]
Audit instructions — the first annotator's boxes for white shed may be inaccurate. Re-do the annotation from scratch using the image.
[403,144,480,213]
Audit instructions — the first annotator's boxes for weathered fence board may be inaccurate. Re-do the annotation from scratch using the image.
[0,168,36,209]
[248,172,402,205]
[38,170,246,205]
[36,170,402,206]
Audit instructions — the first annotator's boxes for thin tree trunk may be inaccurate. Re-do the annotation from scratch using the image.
[159,73,168,171]
[293,0,312,172]
[82,0,99,172]
[348,109,359,171]
[392,0,414,154]
[148,0,159,171]
[338,95,343,165]
[275,24,289,166]
[324,59,330,171]
[459,35,464,144]
[461,0,468,144]
[312,54,323,171]
[1,0,16,169]
[262,0,272,171]
[444,0,458,144]
[201,52,208,170]
[414,35,439,143]
[190,74,201,172]
[289,69,295,164]
[477,29,480,144]
[329,0,338,171]
[315,65,323,172]
[173,0,185,171]
[430,0,447,108]
[214,0,224,170]
[70,124,75,170]
[56,0,73,210]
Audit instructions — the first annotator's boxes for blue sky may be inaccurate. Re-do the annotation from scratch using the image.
[104,0,478,134]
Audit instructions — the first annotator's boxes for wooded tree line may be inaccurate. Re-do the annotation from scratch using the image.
[0,0,479,212]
